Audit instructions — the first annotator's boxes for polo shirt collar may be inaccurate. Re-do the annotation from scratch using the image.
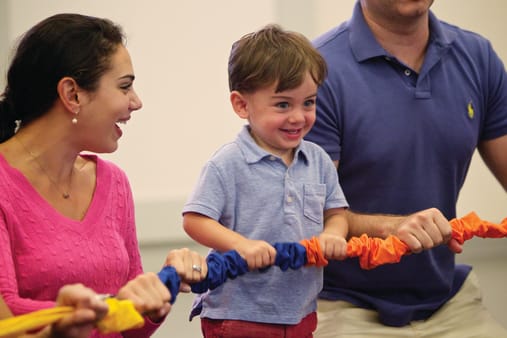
[427,11,457,46]
[349,2,457,63]
[349,2,385,62]
[237,125,309,165]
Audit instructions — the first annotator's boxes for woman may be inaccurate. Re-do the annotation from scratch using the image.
[0,13,206,337]
[0,248,207,338]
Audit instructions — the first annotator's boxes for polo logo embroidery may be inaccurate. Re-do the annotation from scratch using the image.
[467,101,475,119]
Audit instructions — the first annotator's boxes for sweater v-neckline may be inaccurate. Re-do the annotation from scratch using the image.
[0,153,108,225]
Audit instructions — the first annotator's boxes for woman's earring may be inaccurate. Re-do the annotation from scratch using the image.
[72,110,79,124]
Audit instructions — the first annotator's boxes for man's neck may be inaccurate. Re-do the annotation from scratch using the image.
[363,10,430,72]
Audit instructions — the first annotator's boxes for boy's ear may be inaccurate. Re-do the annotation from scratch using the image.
[57,77,81,113]
[230,91,249,119]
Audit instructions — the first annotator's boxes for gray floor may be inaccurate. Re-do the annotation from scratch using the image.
[140,238,507,338]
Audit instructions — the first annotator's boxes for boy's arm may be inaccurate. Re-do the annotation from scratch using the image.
[319,207,348,260]
[183,212,276,270]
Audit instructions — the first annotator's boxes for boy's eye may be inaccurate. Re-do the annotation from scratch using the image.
[304,99,316,107]
[276,102,289,109]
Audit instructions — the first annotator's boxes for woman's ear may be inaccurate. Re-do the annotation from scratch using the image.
[230,91,249,119]
[57,77,80,114]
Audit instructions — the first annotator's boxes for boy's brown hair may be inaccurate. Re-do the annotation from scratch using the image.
[228,24,327,93]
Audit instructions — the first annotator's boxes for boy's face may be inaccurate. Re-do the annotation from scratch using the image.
[233,72,318,161]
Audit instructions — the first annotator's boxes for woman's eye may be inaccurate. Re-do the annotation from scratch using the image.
[120,83,133,91]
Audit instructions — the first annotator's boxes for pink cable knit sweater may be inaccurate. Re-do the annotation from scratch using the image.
[0,154,161,337]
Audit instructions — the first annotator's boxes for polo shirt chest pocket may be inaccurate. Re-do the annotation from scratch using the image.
[303,184,326,225]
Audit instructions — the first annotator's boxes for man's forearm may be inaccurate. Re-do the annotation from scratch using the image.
[346,209,405,239]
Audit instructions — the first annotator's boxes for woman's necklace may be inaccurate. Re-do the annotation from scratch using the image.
[14,136,73,199]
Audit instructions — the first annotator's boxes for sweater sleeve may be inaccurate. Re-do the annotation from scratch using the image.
[0,210,55,315]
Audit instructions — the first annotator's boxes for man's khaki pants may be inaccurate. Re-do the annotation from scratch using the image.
[315,271,507,338]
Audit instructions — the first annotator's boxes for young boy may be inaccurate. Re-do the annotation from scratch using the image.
[182,24,349,337]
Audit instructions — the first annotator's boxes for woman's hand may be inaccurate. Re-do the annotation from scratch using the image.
[116,273,171,323]
[164,248,208,292]
[49,284,109,338]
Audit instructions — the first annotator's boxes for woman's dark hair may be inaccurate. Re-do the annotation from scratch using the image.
[0,13,125,142]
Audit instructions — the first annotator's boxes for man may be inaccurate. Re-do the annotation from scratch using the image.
[305,0,507,336]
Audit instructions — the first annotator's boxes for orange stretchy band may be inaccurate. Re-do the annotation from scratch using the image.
[346,211,507,269]
[300,236,329,267]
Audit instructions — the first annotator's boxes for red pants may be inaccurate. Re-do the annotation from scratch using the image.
[201,312,317,338]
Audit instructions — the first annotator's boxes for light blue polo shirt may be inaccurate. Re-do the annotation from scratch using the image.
[305,1,507,327]
[183,125,348,324]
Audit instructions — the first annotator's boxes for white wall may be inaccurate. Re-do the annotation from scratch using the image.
[1,1,506,244]
[428,0,507,222]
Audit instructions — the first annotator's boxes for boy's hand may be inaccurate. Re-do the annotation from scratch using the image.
[318,232,347,260]
[234,239,276,270]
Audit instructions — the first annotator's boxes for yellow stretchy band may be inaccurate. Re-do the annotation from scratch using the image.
[0,298,144,337]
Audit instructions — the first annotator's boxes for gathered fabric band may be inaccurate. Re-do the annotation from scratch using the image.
[1,211,505,336]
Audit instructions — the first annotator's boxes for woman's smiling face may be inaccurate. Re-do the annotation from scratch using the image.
[76,44,143,153]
